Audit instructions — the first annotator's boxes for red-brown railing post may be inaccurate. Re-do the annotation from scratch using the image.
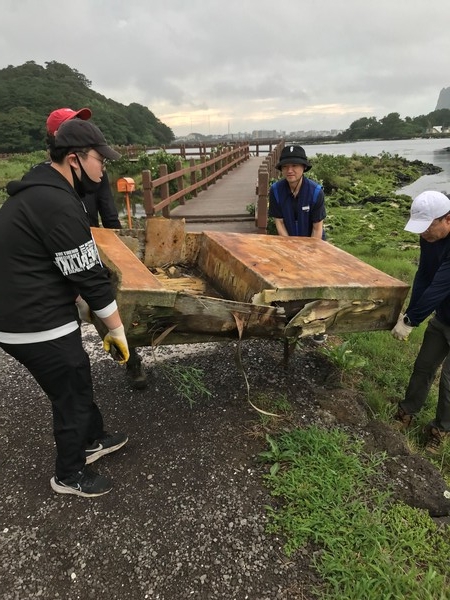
[159,164,170,217]
[190,158,198,197]
[241,144,247,164]
[256,168,269,233]
[210,150,218,184]
[200,156,208,191]
[216,150,223,180]
[175,159,185,205]
[142,170,154,217]
[224,147,230,175]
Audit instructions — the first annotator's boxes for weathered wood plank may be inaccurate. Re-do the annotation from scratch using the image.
[196,231,409,304]
[144,217,187,267]
[126,294,286,347]
[91,223,410,347]
[92,227,164,292]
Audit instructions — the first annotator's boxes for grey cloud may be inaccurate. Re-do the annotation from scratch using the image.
[1,0,449,135]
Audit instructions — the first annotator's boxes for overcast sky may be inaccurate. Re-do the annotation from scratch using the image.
[1,0,449,137]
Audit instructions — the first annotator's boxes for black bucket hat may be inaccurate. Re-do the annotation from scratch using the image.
[276,145,312,171]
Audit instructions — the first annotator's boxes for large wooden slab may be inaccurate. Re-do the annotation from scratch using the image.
[91,228,176,338]
[92,227,163,293]
[91,225,409,345]
[197,231,409,304]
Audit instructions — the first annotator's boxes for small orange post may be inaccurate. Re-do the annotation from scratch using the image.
[116,177,136,229]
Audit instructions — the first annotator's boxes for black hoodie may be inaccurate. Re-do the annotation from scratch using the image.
[0,163,114,338]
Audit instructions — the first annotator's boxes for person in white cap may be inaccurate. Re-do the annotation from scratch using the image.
[391,190,450,453]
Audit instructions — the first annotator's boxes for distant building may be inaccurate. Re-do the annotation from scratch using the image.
[186,132,206,141]
[251,130,283,140]
[174,127,342,144]
[288,129,342,139]
[425,125,450,135]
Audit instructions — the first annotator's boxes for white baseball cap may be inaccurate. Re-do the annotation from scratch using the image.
[404,191,450,234]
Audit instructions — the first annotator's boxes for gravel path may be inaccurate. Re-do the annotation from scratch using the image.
[1,324,448,599]
[1,326,321,600]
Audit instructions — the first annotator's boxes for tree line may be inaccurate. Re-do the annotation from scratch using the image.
[2,61,449,151]
[0,61,175,152]
[337,109,450,141]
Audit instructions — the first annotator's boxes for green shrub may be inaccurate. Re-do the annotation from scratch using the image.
[260,427,450,599]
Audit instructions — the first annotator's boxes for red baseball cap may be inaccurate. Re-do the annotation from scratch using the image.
[46,107,92,135]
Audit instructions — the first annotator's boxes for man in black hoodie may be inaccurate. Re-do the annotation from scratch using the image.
[46,107,147,390]
[0,119,130,497]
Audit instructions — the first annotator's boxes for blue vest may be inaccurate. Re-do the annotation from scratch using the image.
[271,178,325,238]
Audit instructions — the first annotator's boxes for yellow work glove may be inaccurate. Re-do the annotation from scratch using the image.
[75,298,92,323]
[103,325,130,364]
[391,314,413,341]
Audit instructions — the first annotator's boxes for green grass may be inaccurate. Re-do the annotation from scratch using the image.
[0,151,47,183]
[247,392,293,429]
[319,340,367,384]
[257,151,450,597]
[260,427,450,599]
[157,363,211,407]
[0,151,48,204]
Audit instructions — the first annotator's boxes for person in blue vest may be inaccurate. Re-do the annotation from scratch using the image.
[268,144,325,239]
[268,144,327,344]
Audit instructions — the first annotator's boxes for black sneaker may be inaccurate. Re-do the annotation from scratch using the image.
[312,333,328,345]
[85,432,128,465]
[50,466,112,497]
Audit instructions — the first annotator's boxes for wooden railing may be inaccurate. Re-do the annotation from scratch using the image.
[122,139,283,159]
[164,140,282,158]
[255,139,285,232]
[141,143,249,217]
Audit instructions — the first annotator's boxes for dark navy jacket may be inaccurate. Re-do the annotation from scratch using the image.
[406,234,450,326]
[83,172,122,229]
[268,177,326,237]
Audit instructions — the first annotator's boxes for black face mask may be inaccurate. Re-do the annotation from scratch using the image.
[71,156,102,197]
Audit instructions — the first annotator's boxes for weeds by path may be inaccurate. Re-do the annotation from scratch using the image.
[259,427,450,600]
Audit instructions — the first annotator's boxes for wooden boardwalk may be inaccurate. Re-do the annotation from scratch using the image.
[169,156,265,232]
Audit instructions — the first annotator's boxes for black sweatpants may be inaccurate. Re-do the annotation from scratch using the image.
[1,329,104,479]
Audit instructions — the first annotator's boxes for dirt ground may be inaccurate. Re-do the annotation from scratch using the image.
[1,325,449,600]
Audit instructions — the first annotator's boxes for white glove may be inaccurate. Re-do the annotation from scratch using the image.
[103,325,130,364]
[391,314,413,341]
[76,298,91,323]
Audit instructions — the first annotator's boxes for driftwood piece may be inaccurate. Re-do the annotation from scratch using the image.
[91,222,409,347]
[126,294,286,347]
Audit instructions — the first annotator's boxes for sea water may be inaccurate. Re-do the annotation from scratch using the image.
[302,137,450,196]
